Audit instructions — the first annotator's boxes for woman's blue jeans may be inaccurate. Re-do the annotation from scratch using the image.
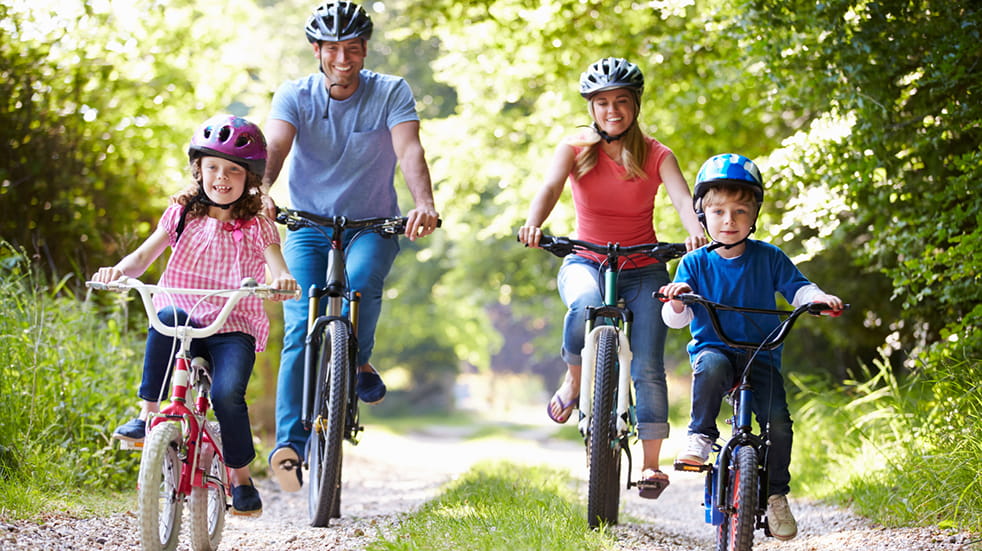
[139,306,258,469]
[557,255,671,440]
[688,347,793,496]
[275,226,400,454]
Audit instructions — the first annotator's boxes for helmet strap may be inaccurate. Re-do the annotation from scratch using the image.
[591,122,625,143]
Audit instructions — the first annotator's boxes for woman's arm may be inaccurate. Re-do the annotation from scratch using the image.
[518,143,576,248]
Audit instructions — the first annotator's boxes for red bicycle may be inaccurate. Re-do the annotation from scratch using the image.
[87,277,297,551]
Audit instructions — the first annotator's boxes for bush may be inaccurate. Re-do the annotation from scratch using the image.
[0,243,144,515]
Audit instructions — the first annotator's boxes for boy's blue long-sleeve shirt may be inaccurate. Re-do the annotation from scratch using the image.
[672,240,812,364]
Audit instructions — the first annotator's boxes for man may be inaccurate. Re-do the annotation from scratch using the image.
[261,0,439,492]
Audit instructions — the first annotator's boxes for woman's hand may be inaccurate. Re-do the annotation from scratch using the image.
[684,233,708,251]
[517,225,543,248]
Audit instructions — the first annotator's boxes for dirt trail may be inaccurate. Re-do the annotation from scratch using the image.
[0,414,976,550]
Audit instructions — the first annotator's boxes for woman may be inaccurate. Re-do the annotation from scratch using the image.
[518,57,706,498]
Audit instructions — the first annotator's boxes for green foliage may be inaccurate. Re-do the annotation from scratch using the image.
[736,0,982,358]
[0,243,143,514]
[790,342,982,532]
[369,460,617,551]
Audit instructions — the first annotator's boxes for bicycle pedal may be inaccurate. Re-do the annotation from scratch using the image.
[673,460,710,472]
[116,439,144,451]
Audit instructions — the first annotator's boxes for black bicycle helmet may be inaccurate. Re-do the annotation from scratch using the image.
[579,57,644,99]
[305,1,373,43]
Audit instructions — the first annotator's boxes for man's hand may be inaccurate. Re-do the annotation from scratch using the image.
[404,207,439,241]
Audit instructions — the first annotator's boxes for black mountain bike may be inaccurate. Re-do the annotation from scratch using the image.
[276,207,438,527]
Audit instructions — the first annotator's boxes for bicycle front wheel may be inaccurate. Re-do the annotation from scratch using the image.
[189,422,226,551]
[587,326,621,529]
[718,445,758,551]
[138,421,184,551]
[307,319,350,527]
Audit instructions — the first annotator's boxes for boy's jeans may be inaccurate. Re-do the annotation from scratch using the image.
[688,347,793,496]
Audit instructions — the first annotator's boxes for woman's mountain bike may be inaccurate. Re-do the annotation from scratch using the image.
[275,207,439,527]
[529,235,686,528]
[86,277,297,551]
[654,291,846,551]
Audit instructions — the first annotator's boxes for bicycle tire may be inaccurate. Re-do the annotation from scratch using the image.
[138,421,184,551]
[307,319,350,527]
[587,326,620,528]
[719,445,758,551]
[189,423,226,551]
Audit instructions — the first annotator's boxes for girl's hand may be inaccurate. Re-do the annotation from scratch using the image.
[270,274,299,301]
[92,266,124,284]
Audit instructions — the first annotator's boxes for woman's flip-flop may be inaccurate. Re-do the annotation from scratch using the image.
[637,468,670,499]
[547,391,577,424]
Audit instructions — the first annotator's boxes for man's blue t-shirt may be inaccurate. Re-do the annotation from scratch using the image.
[269,69,419,219]
[674,240,812,362]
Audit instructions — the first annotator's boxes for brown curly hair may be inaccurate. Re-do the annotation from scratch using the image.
[171,157,263,221]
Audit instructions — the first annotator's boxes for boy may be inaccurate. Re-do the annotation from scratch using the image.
[659,153,844,540]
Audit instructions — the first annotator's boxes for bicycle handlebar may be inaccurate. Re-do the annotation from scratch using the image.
[276,207,442,236]
[652,291,849,351]
[86,277,300,340]
[526,234,687,264]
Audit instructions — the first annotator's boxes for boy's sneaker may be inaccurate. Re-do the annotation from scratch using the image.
[112,418,146,443]
[676,433,714,466]
[231,481,263,517]
[766,494,798,540]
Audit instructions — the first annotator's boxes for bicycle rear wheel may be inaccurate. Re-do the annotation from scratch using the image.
[587,326,621,529]
[718,445,758,551]
[307,319,350,527]
[189,423,226,551]
[138,421,184,551]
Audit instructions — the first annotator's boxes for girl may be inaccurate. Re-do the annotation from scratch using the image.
[518,57,706,499]
[92,114,298,517]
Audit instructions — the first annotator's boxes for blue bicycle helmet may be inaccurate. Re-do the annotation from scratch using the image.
[693,153,764,209]
[305,1,373,43]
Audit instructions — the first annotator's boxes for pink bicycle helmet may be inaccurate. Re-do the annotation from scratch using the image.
[188,115,267,176]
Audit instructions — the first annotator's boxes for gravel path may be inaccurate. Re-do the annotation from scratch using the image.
[1,418,977,551]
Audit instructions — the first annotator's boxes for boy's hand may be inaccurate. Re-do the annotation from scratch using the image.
[658,282,692,313]
[813,293,845,312]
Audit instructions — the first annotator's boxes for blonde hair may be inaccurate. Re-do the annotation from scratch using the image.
[700,184,760,214]
[572,96,648,181]
[172,158,263,221]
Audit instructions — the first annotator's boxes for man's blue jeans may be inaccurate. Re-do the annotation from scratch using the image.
[140,306,258,469]
[688,347,794,496]
[274,226,400,454]
[557,255,671,440]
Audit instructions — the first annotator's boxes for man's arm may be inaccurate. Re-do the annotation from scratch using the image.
[260,119,297,219]
[391,120,439,241]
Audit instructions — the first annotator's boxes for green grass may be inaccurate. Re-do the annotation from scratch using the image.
[367,460,617,551]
